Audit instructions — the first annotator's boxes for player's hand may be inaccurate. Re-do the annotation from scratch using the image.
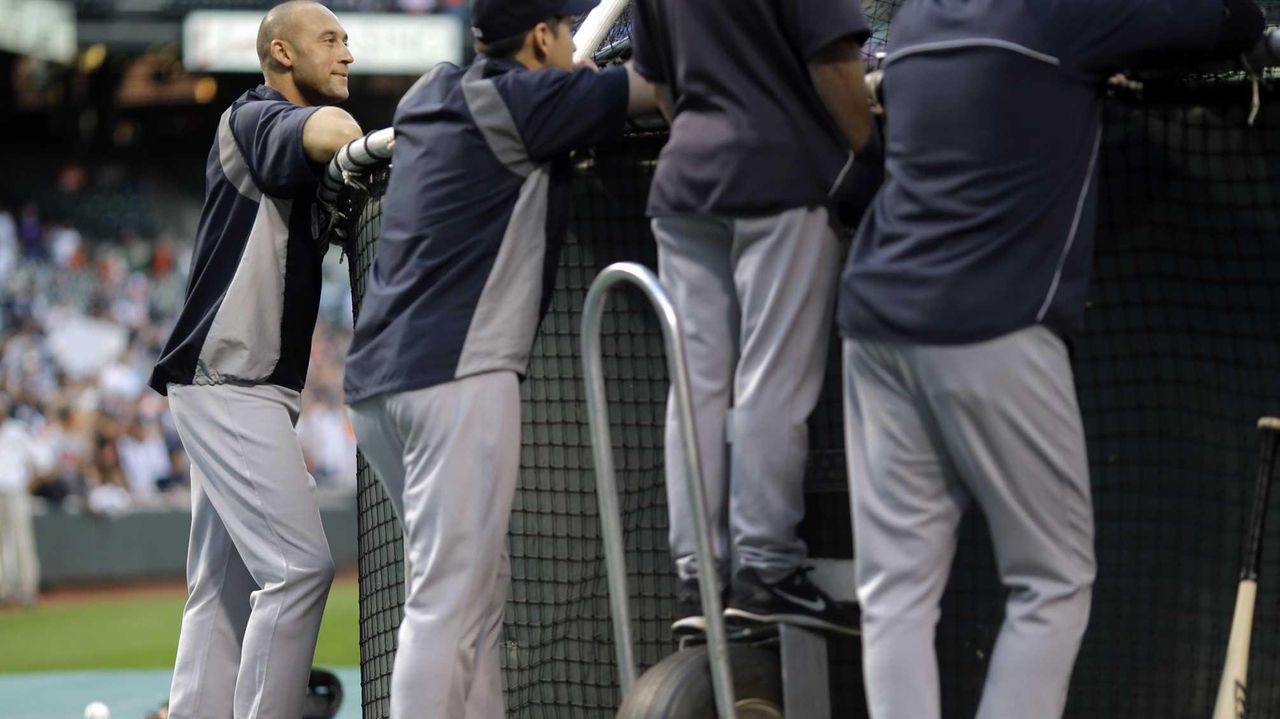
[576,57,600,72]
[866,70,885,116]
[1107,73,1143,93]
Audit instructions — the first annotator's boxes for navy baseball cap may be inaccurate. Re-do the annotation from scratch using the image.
[471,0,600,43]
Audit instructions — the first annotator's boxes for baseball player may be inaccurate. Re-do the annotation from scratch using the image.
[838,0,1265,717]
[342,1,654,715]
[148,2,362,716]
[628,0,877,635]
[0,394,39,607]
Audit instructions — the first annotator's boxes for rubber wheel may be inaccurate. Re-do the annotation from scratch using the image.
[302,667,344,719]
[617,645,784,718]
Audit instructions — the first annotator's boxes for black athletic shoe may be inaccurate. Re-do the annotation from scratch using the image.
[725,566,859,637]
[672,578,708,634]
[672,577,738,635]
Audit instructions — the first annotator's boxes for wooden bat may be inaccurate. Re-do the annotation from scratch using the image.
[1212,417,1280,719]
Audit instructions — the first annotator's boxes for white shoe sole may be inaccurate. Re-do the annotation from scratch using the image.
[672,615,706,633]
[723,607,860,637]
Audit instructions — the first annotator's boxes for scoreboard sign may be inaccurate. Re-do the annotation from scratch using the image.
[183,11,464,75]
[0,0,74,64]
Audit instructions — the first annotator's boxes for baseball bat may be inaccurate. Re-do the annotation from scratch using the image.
[1212,417,1280,719]
[573,0,631,64]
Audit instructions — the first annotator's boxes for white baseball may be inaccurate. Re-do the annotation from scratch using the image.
[84,702,111,719]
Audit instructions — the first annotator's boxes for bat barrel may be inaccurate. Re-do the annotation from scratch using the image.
[1240,417,1280,581]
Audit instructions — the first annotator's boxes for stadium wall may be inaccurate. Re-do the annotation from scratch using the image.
[32,499,359,585]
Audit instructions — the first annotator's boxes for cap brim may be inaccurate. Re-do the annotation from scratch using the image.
[560,0,601,18]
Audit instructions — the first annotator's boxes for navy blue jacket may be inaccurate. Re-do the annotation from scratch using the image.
[839,0,1223,344]
[344,57,629,403]
[151,85,323,395]
[631,0,871,217]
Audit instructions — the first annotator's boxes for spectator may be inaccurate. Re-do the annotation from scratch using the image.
[99,344,148,402]
[151,234,175,278]
[397,0,437,13]
[1,317,58,400]
[30,404,89,508]
[0,204,16,286]
[85,432,131,515]
[117,412,176,500]
[47,220,82,269]
[297,387,357,487]
[17,202,42,260]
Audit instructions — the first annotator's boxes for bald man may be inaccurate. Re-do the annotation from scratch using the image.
[149,2,362,717]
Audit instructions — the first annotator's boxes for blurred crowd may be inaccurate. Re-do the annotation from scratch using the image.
[390,0,468,16]
[74,0,472,17]
[0,197,358,517]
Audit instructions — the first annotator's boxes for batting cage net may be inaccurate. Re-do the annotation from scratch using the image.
[333,2,1280,716]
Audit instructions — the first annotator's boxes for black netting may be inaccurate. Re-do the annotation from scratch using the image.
[333,167,403,719]
[340,2,1280,716]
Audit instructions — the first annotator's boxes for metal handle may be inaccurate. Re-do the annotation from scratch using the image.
[581,262,737,718]
[318,127,396,206]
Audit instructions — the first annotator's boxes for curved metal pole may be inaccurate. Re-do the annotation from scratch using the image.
[581,262,737,719]
[318,127,396,206]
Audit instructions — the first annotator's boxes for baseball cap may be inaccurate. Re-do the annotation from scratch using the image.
[471,0,601,43]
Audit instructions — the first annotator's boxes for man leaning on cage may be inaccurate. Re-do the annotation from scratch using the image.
[148,2,363,716]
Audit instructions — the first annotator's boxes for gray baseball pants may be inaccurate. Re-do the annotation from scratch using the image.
[654,207,839,583]
[348,371,520,719]
[842,326,1096,719]
[166,383,335,719]
[0,489,39,605]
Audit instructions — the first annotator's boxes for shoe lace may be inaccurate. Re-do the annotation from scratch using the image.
[787,566,817,582]
[778,566,836,601]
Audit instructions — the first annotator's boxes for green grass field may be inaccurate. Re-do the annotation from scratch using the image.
[0,580,360,674]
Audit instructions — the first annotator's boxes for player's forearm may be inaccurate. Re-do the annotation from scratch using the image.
[624,62,660,117]
[808,39,874,153]
[302,107,364,164]
[652,83,675,124]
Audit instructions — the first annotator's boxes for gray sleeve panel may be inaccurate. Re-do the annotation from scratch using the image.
[454,168,550,379]
[218,107,263,201]
[461,61,536,178]
[194,197,290,384]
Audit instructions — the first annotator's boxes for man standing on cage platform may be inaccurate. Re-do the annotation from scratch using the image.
[628,0,878,636]
[343,1,655,716]
[148,1,362,716]
[838,0,1266,717]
